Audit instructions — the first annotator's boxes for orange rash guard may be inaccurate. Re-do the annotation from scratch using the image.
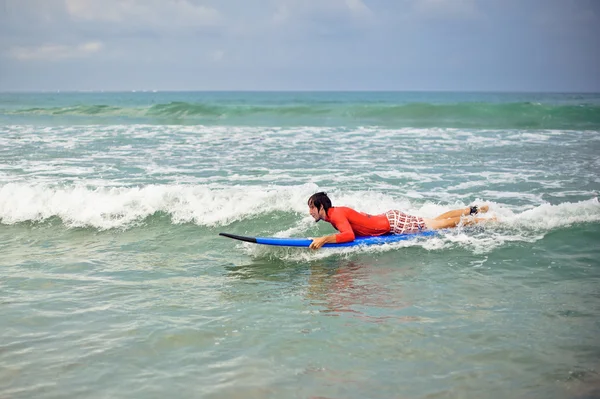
[326,207,391,243]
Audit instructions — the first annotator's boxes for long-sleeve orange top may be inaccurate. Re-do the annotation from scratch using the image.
[326,207,391,243]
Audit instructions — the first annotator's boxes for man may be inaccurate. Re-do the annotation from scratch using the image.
[307,192,492,250]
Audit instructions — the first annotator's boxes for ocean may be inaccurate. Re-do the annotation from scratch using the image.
[1,91,599,399]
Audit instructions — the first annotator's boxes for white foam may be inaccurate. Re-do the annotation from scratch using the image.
[372,171,443,183]
[2,181,597,234]
[2,125,594,195]
[480,190,545,203]
[500,197,600,230]
[0,183,318,229]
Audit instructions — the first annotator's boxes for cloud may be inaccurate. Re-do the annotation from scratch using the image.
[271,0,373,24]
[211,49,225,62]
[345,0,373,19]
[1,0,598,91]
[413,0,481,20]
[272,4,290,24]
[8,41,103,61]
[64,0,222,29]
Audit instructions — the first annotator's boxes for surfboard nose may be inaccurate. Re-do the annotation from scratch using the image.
[219,233,258,243]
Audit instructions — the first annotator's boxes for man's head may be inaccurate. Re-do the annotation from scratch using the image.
[308,192,332,222]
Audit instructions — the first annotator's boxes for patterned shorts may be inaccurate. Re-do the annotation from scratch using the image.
[385,210,426,234]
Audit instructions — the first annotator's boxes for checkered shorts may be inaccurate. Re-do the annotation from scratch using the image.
[385,210,426,234]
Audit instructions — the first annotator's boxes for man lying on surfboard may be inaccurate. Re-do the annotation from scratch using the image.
[307,192,492,250]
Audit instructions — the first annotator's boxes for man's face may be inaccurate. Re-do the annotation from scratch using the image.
[309,202,323,222]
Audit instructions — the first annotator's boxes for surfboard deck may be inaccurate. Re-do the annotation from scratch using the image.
[219,231,438,248]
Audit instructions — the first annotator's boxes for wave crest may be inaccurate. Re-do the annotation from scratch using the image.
[7,101,600,129]
[1,183,598,233]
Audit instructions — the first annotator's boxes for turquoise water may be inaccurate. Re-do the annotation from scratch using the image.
[2,91,600,129]
[1,92,600,398]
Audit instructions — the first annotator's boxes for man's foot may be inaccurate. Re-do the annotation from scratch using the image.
[470,204,489,215]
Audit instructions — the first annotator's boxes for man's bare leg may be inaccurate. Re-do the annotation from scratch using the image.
[424,214,492,230]
[434,204,489,220]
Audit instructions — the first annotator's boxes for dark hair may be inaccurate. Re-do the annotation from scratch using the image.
[308,192,332,213]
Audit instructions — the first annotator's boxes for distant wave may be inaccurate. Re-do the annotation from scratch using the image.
[5,101,600,129]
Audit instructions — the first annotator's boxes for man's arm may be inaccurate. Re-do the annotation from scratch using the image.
[310,214,355,250]
[309,234,338,250]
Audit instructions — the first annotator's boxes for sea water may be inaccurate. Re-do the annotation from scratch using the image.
[1,91,599,398]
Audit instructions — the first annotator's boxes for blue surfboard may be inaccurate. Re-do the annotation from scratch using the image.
[219,231,438,248]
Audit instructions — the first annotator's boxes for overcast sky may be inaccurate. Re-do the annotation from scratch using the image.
[0,0,598,92]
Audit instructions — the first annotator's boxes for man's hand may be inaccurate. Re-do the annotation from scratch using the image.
[309,235,335,250]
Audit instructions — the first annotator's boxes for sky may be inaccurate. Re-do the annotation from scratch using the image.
[0,0,599,92]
